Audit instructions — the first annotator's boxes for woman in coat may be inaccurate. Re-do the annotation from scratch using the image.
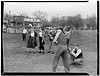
[27,29,38,49]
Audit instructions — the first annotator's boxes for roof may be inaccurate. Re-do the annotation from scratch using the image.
[12,15,41,23]
[12,16,24,22]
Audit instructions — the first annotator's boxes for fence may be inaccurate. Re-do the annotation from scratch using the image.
[6,28,22,33]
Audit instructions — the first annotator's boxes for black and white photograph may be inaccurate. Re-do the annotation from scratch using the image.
[2,0,98,75]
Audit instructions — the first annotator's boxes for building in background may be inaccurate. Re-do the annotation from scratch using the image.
[10,15,24,28]
[3,15,41,33]
[10,15,41,29]
[24,17,41,29]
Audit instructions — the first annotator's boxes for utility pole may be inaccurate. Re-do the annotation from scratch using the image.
[8,11,11,27]
[9,11,11,16]
[57,13,58,25]
[87,14,88,19]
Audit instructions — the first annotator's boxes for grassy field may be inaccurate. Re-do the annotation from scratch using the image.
[3,30,97,75]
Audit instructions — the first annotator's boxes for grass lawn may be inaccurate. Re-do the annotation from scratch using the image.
[3,30,97,75]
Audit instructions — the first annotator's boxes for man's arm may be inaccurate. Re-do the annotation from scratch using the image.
[65,31,68,36]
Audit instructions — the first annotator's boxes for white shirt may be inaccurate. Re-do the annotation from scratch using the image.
[53,29,62,42]
[39,31,42,37]
[29,24,32,27]
[31,31,34,37]
[23,29,27,33]
[71,48,82,57]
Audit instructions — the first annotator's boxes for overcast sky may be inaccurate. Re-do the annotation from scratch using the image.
[4,0,97,21]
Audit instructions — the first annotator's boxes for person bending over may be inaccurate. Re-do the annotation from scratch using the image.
[70,44,83,65]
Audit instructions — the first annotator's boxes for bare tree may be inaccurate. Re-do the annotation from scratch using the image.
[4,11,11,19]
[32,10,48,21]
[86,15,97,30]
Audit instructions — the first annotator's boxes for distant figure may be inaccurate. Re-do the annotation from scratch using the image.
[47,30,55,54]
[52,28,70,73]
[27,29,38,49]
[38,29,45,53]
[22,28,27,41]
[70,44,83,65]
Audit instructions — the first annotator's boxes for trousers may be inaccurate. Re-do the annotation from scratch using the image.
[70,54,83,64]
[23,33,26,41]
[49,41,53,51]
[52,45,70,72]
[39,37,44,51]
[66,38,70,47]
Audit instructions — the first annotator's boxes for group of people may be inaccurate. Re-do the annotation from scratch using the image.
[22,27,45,53]
[22,26,84,73]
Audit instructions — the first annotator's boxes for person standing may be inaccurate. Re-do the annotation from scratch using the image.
[27,30,32,48]
[38,29,45,54]
[34,31,38,48]
[27,29,37,49]
[47,30,55,54]
[52,28,70,73]
[64,27,73,51]
[22,28,27,41]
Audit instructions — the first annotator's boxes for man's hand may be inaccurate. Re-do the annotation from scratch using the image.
[52,40,58,45]
[53,40,58,44]
[66,50,71,55]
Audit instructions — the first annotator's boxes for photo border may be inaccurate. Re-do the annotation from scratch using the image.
[1,0,98,76]
[97,1,99,75]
